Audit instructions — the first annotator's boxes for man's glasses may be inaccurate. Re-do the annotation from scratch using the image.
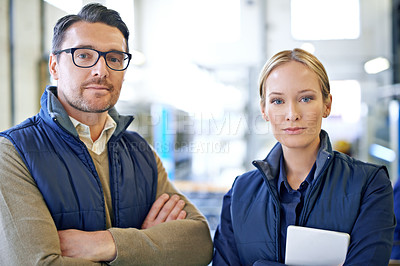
[53,48,132,71]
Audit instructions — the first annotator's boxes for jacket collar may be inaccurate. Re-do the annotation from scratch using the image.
[40,86,133,139]
[253,130,333,181]
[315,130,333,179]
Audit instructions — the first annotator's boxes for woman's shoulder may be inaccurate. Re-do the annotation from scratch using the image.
[333,151,386,169]
[234,167,266,187]
[331,151,389,181]
[230,168,272,202]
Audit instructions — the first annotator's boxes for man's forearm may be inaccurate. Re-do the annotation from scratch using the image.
[58,229,117,262]
[57,220,213,265]
[109,219,213,265]
[58,192,188,262]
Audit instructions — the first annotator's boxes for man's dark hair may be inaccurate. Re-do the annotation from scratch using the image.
[51,3,129,53]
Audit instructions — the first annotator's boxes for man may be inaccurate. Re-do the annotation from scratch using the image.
[0,3,212,265]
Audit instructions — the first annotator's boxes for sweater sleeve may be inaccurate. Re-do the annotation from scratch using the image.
[344,167,396,265]
[0,137,104,265]
[108,150,213,265]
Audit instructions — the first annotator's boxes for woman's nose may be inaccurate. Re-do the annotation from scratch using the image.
[285,103,300,121]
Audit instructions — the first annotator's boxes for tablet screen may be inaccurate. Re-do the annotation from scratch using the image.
[285,225,350,266]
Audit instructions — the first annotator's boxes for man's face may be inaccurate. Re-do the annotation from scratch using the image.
[49,21,127,115]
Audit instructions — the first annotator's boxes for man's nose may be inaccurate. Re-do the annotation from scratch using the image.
[91,55,110,78]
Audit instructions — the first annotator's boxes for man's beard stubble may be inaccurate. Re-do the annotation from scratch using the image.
[67,77,118,113]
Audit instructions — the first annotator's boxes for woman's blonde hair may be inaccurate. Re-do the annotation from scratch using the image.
[259,48,330,106]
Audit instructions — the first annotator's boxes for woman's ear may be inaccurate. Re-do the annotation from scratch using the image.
[260,102,269,121]
[323,94,333,118]
[262,112,269,121]
[48,53,60,81]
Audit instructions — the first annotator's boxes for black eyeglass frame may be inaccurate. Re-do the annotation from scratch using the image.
[53,47,132,71]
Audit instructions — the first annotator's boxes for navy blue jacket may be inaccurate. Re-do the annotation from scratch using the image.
[213,130,395,266]
[392,178,400,258]
[0,86,158,231]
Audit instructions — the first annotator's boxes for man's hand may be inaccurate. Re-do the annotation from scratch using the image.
[141,193,187,229]
[58,229,116,262]
[58,194,186,261]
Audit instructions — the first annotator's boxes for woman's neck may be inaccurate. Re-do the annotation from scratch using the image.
[282,140,320,190]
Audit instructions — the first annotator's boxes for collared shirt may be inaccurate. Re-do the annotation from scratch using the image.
[70,114,117,155]
[277,154,316,260]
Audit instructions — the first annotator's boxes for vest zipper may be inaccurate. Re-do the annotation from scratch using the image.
[252,161,282,262]
[52,117,108,229]
[298,155,332,225]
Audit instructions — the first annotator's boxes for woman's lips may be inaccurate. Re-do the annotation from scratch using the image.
[283,127,306,134]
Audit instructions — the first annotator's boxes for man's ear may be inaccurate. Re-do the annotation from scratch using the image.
[49,53,59,80]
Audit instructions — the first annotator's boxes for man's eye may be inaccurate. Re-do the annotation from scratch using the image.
[76,53,90,59]
[109,57,121,63]
[107,53,124,64]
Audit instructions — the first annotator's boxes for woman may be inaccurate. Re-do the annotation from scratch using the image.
[213,48,395,265]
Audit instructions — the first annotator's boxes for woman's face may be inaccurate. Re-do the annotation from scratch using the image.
[261,61,332,151]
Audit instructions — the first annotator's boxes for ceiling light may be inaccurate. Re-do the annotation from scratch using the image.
[364,57,390,74]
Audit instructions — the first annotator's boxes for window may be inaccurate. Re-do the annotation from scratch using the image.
[330,80,361,123]
[291,0,360,40]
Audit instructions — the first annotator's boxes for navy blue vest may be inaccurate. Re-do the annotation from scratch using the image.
[229,133,388,264]
[0,92,158,231]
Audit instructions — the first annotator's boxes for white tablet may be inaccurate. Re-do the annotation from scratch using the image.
[285,225,350,266]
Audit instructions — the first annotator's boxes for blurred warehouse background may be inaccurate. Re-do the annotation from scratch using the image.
[0,0,398,233]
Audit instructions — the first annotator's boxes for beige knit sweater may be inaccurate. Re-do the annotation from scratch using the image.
[0,137,213,265]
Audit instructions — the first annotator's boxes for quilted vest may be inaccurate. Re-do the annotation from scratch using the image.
[0,88,158,231]
[229,131,389,264]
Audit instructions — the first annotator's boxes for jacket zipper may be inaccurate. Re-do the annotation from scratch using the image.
[52,117,108,228]
[298,155,332,225]
[253,161,283,262]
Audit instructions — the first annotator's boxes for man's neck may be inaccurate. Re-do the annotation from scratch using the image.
[70,111,108,142]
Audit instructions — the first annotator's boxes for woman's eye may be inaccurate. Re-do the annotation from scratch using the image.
[271,99,283,105]
[301,97,312,103]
